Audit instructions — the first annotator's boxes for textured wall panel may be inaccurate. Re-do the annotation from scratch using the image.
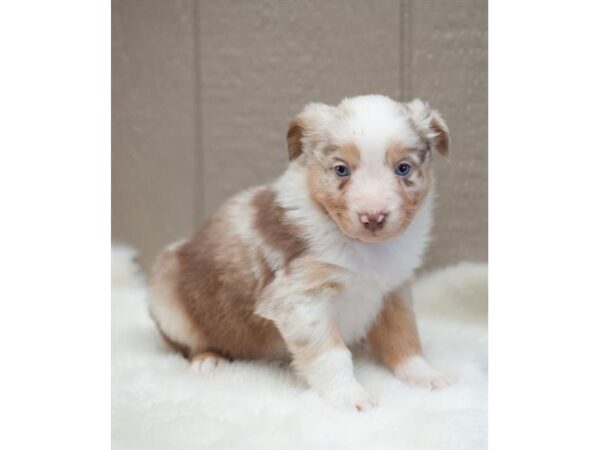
[410,0,488,269]
[112,0,197,269]
[111,0,488,271]
[197,0,402,214]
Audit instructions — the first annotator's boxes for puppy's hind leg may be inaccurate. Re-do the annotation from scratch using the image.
[148,242,209,360]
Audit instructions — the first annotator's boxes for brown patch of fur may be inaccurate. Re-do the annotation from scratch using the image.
[385,141,421,169]
[173,212,290,361]
[337,143,360,171]
[287,117,306,161]
[430,116,450,157]
[384,141,433,233]
[331,143,359,191]
[407,114,450,158]
[337,177,351,191]
[252,188,307,266]
[368,287,423,370]
[306,163,351,231]
[306,164,331,215]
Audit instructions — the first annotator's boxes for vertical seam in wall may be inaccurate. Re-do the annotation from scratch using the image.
[407,0,413,99]
[400,0,413,100]
[192,0,204,224]
[399,0,404,98]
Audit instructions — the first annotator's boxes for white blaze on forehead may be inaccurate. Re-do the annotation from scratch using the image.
[334,95,421,162]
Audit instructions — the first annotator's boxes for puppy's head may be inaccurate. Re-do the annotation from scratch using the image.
[287,95,449,243]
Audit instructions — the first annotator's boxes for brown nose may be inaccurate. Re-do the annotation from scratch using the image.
[359,212,388,232]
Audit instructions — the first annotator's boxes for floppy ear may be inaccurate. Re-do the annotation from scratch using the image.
[286,117,306,161]
[405,99,450,158]
[286,103,335,161]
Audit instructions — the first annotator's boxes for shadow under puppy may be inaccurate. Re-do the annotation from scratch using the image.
[149,95,450,411]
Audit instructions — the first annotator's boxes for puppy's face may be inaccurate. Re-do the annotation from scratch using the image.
[287,95,449,243]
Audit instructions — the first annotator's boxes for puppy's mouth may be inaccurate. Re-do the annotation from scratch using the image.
[343,225,395,243]
[355,230,390,243]
[352,217,411,243]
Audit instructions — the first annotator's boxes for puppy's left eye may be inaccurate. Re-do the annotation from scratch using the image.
[334,164,351,177]
[395,163,412,177]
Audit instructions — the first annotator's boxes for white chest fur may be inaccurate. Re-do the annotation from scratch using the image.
[327,195,433,345]
[332,278,385,344]
[332,220,427,344]
[329,241,422,344]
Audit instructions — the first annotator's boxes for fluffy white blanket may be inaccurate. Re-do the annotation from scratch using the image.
[112,246,487,450]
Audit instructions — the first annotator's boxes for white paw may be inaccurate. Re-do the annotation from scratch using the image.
[394,356,451,390]
[322,384,378,412]
[190,355,223,374]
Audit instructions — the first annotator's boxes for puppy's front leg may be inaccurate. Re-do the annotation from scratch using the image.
[286,310,376,411]
[259,294,375,411]
[368,284,450,389]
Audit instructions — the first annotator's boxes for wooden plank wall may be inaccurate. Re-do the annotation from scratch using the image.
[112,0,488,271]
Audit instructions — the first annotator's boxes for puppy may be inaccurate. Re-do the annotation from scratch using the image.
[149,95,450,411]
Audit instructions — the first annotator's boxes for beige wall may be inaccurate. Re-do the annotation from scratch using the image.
[112,0,487,271]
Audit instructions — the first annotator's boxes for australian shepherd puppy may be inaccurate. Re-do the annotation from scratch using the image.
[149,95,450,411]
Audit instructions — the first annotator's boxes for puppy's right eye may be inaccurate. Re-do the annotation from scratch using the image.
[334,164,351,177]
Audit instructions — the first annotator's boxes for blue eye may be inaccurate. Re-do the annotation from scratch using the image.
[395,163,412,176]
[334,164,351,177]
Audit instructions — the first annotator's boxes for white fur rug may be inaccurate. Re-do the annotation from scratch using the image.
[112,246,487,450]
